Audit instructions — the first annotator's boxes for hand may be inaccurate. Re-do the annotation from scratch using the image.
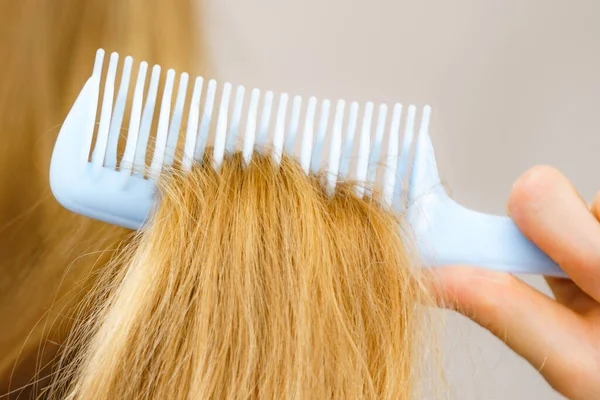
[433,166,600,400]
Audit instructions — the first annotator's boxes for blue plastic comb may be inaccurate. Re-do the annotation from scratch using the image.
[50,49,566,277]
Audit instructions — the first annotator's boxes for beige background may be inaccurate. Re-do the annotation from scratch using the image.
[199,1,600,398]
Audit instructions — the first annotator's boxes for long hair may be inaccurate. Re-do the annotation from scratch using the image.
[0,0,199,395]
[1,2,436,398]
[49,152,431,399]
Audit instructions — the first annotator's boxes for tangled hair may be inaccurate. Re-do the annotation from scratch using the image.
[47,152,431,399]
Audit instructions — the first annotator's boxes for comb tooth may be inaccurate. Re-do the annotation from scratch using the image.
[83,49,106,163]
[225,85,246,154]
[105,56,133,169]
[407,105,434,203]
[256,91,274,150]
[242,88,261,165]
[355,102,374,196]
[182,77,204,171]
[213,82,232,169]
[133,65,161,175]
[309,99,331,174]
[92,52,119,171]
[149,69,176,179]
[300,97,318,174]
[164,73,189,168]
[120,61,148,177]
[92,49,105,77]
[284,95,302,155]
[272,93,289,166]
[339,101,359,178]
[367,104,388,186]
[393,104,417,208]
[382,104,402,207]
[326,100,345,195]
[194,79,217,163]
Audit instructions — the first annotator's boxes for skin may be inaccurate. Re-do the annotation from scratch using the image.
[433,165,600,400]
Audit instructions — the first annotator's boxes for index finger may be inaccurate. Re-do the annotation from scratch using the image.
[508,166,600,302]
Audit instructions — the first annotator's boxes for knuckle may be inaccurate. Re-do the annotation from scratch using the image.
[510,166,560,205]
[508,165,562,217]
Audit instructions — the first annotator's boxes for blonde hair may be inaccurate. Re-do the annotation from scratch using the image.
[0,0,199,395]
[48,152,430,399]
[1,2,437,398]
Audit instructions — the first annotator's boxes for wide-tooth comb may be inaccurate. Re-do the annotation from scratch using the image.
[50,49,566,277]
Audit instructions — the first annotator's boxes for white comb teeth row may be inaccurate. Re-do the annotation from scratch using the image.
[89,50,430,203]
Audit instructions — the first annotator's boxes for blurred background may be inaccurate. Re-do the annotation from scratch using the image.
[199,0,599,398]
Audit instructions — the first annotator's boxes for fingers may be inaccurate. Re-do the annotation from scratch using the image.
[508,166,600,303]
[432,266,598,398]
[545,188,600,314]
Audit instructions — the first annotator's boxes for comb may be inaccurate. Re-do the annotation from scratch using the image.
[50,49,565,277]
